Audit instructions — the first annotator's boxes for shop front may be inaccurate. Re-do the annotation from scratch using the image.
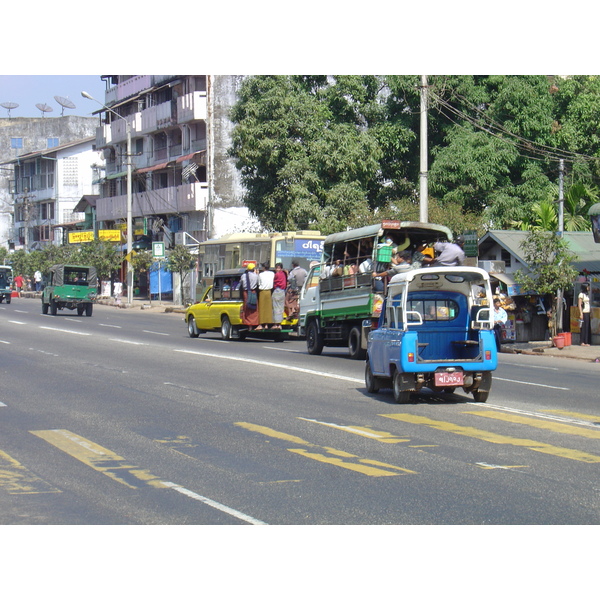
[491,274,552,343]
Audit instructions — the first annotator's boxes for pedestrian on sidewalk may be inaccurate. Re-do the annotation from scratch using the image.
[493,298,507,351]
[578,283,591,346]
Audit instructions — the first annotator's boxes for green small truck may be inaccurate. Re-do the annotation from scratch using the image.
[0,265,13,304]
[42,264,97,316]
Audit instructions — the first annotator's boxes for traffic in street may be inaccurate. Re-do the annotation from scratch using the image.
[1,297,599,526]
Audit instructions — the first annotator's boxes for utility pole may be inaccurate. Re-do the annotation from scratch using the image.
[558,159,564,236]
[419,75,429,223]
[557,159,565,333]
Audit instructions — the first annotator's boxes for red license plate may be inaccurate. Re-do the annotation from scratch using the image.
[435,371,463,386]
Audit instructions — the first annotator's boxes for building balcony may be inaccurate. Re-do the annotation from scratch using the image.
[95,112,142,148]
[177,91,207,123]
[105,75,153,105]
[141,100,177,134]
[96,181,208,222]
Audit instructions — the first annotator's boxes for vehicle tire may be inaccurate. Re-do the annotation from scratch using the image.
[221,316,232,340]
[472,389,489,402]
[306,320,323,355]
[393,370,412,404]
[0,297,3,303]
[365,360,380,394]
[6,296,10,304]
[85,303,93,317]
[187,317,199,338]
[42,302,48,314]
[50,299,58,316]
[348,325,366,360]
[77,306,85,316]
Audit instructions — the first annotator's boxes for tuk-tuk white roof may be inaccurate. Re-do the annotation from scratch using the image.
[389,266,492,286]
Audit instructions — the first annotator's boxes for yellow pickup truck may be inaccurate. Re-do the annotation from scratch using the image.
[185,268,294,341]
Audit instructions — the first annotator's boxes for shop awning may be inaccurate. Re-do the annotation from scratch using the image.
[136,161,172,174]
[490,272,516,287]
[105,170,128,180]
[176,150,206,164]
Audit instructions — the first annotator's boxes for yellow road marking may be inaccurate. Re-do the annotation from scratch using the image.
[236,422,311,446]
[30,430,167,489]
[465,410,600,439]
[381,413,600,463]
[0,449,61,495]
[236,422,416,477]
[288,449,410,477]
[298,417,409,443]
[543,409,600,423]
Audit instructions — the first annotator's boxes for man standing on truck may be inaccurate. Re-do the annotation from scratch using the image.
[428,235,465,267]
[372,250,412,280]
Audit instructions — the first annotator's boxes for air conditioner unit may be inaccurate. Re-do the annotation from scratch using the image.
[478,260,506,273]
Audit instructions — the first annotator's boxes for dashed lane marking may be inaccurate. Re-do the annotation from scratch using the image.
[175,349,363,383]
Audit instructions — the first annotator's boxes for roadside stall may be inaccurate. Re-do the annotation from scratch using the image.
[490,275,551,342]
[570,276,600,345]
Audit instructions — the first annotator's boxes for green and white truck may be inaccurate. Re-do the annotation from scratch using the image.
[298,221,453,359]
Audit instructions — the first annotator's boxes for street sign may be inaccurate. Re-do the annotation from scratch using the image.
[463,230,479,258]
[152,242,165,258]
[124,250,138,262]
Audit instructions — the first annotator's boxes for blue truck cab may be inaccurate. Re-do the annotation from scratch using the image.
[365,266,497,403]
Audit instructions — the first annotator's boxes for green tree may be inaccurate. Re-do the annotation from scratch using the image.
[229,76,383,232]
[165,245,196,303]
[76,240,123,285]
[514,231,578,337]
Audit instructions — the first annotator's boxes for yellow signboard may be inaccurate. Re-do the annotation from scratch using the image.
[68,231,94,244]
[98,230,122,242]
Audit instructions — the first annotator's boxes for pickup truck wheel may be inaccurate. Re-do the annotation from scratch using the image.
[187,317,199,338]
[85,303,93,317]
[42,302,48,314]
[306,321,323,355]
[472,389,489,402]
[393,370,412,404]
[221,316,232,340]
[50,299,58,316]
[77,307,85,316]
[348,326,366,360]
[365,360,380,393]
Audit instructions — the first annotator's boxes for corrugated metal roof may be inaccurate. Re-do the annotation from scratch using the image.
[480,230,600,274]
[5,137,96,163]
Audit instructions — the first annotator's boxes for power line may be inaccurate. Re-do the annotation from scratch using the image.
[429,88,599,165]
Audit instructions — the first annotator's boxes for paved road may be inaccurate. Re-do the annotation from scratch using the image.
[1,297,598,525]
[2,297,597,595]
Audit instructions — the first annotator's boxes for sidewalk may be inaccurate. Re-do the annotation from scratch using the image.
[20,291,187,314]
[501,340,600,362]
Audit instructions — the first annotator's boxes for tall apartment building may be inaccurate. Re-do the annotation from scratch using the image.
[6,137,104,250]
[89,75,249,248]
[0,115,99,248]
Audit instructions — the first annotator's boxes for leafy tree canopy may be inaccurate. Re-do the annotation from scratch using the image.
[229,75,600,235]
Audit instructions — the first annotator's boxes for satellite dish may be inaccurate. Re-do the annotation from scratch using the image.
[1,101,19,117]
[36,103,54,117]
[54,95,76,116]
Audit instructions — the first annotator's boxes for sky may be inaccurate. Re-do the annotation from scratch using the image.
[0,75,108,118]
